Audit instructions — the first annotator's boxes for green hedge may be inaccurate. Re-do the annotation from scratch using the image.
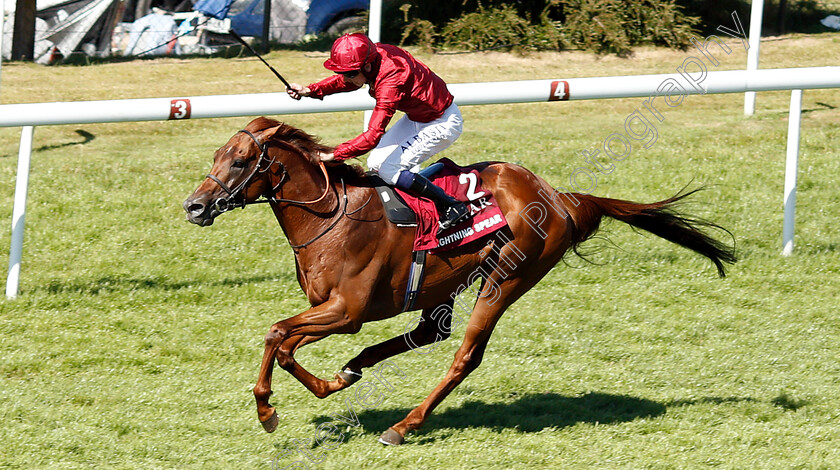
[390,0,702,55]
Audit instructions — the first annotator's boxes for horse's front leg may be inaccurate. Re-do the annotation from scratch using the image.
[254,298,358,432]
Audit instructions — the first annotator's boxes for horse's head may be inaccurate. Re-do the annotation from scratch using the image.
[183,117,330,226]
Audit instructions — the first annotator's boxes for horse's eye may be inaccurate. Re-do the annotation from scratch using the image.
[232,159,247,168]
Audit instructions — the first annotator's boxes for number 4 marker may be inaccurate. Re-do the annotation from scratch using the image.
[549,81,569,101]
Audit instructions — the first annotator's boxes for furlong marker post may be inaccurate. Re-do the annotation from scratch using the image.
[744,0,765,115]
[0,0,5,97]
[2,66,839,297]
[363,0,382,131]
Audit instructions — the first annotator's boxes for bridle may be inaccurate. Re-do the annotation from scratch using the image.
[204,129,331,214]
[203,129,370,249]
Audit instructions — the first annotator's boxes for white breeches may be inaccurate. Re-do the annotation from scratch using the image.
[366,103,463,184]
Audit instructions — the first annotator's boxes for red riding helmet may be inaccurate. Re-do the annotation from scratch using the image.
[323,33,378,72]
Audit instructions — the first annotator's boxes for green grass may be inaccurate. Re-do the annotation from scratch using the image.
[1,33,840,469]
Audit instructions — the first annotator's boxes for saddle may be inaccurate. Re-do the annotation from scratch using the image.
[366,175,419,227]
[369,158,508,253]
[368,159,509,312]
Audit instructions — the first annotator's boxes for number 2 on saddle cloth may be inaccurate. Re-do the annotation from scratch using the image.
[395,158,508,252]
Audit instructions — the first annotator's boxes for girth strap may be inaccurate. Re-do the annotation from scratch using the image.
[402,250,428,312]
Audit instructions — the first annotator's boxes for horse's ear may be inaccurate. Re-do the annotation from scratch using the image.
[259,125,284,142]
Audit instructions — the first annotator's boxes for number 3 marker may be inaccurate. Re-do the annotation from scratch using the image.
[169,99,192,120]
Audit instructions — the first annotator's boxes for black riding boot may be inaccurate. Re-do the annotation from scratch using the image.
[408,173,471,232]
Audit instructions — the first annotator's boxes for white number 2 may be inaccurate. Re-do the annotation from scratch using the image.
[459,172,485,200]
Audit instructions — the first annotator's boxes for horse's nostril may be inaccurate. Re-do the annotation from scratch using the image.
[187,202,205,215]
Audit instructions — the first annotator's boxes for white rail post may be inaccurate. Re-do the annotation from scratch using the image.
[363,0,382,131]
[6,126,35,299]
[367,0,381,42]
[744,0,764,115]
[782,89,802,256]
[1,0,5,96]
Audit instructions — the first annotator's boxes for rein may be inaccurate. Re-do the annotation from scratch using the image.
[204,129,370,249]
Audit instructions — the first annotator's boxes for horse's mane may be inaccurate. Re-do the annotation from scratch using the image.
[245,117,367,182]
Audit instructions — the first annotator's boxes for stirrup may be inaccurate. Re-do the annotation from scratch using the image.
[438,202,470,232]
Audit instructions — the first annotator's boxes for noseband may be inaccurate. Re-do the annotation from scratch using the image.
[205,129,331,214]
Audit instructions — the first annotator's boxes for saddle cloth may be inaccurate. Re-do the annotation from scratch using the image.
[390,158,508,252]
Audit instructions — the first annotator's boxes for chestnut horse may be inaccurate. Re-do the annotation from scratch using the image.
[183,117,736,445]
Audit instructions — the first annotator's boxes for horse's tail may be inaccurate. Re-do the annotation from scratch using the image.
[568,188,737,277]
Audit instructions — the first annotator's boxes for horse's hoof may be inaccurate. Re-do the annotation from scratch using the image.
[260,410,279,433]
[336,368,363,387]
[378,427,405,446]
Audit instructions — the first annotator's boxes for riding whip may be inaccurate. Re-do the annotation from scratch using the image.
[229,29,292,91]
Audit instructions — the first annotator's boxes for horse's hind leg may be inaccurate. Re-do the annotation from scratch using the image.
[336,301,454,385]
[378,277,534,445]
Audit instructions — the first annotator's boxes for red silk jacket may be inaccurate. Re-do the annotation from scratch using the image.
[307,44,454,161]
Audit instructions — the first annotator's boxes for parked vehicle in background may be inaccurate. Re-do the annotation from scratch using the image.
[125,0,369,57]
[225,0,369,42]
[1,0,370,64]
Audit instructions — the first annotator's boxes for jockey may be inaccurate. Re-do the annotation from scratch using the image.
[287,33,470,233]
